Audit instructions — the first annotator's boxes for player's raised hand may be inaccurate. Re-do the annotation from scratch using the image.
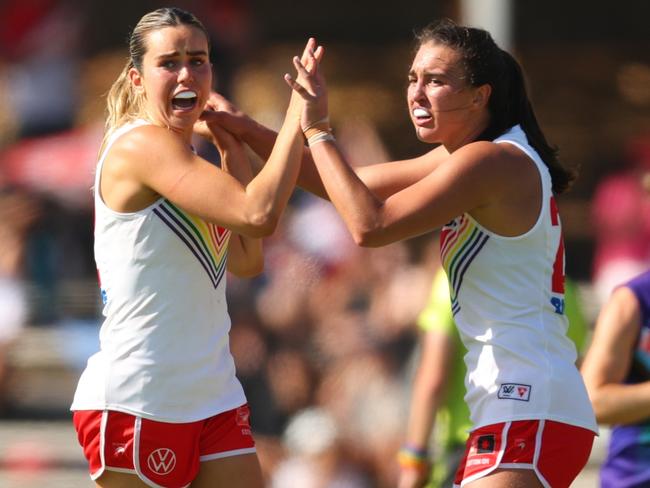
[285,38,327,128]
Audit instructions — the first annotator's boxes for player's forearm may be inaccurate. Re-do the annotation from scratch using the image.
[590,381,650,425]
[220,140,254,184]
[243,110,303,233]
[405,394,437,448]
[407,372,448,445]
[227,234,263,277]
[239,121,327,198]
[310,141,385,246]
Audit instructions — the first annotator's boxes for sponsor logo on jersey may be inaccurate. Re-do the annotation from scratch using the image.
[497,383,531,402]
[147,448,176,475]
[477,434,495,453]
[113,443,127,456]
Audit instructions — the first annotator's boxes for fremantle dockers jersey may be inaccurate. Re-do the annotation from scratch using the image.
[601,271,650,487]
[71,120,246,422]
[440,125,597,433]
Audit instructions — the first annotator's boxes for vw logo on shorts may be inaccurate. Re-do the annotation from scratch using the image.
[147,448,177,475]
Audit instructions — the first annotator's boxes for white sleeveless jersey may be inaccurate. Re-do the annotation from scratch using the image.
[71,120,246,422]
[440,125,597,433]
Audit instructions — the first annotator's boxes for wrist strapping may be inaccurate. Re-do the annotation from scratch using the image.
[397,444,429,470]
[303,116,330,132]
[307,130,335,146]
[304,125,331,140]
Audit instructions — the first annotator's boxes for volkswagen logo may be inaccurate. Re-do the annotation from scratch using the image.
[147,448,176,475]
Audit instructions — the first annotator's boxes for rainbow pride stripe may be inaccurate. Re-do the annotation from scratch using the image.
[153,200,231,289]
[440,215,489,315]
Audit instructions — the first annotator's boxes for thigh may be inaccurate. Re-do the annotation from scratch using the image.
[191,453,263,488]
[95,469,150,488]
[465,468,543,488]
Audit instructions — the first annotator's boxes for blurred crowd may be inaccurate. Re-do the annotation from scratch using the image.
[0,1,649,487]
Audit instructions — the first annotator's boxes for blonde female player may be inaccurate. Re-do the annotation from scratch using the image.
[214,20,598,488]
[70,7,320,488]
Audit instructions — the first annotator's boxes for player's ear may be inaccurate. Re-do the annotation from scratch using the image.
[129,67,145,95]
[472,84,491,108]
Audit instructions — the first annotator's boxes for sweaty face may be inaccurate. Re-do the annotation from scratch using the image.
[131,25,212,137]
[406,42,478,144]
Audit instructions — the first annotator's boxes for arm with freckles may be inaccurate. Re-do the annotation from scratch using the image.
[581,286,650,425]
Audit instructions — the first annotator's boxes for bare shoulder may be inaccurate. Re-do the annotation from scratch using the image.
[111,125,189,159]
[453,140,532,167]
[450,141,539,191]
[107,125,194,176]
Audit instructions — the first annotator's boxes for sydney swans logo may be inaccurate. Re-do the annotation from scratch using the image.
[147,448,177,475]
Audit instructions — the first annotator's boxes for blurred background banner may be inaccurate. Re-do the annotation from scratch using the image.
[0,0,648,486]
[0,126,100,207]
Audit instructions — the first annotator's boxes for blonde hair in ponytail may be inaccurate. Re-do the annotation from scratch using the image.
[99,7,210,153]
[99,59,146,153]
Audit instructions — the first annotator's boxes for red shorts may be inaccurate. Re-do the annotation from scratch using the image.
[73,405,256,488]
[453,419,594,488]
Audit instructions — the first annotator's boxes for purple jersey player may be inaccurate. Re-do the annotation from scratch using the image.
[582,270,650,487]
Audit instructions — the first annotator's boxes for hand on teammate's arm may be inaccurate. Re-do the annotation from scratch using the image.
[126,42,318,238]
[209,121,264,277]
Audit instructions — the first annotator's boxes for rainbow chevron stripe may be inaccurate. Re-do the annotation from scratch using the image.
[440,215,489,315]
[153,200,231,289]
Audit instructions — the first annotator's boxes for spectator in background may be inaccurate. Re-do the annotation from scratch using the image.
[271,407,371,488]
[591,135,650,306]
[581,270,650,488]
[0,0,83,138]
[0,188,42,413]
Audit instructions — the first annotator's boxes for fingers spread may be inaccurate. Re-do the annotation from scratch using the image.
[314,45,324,63]
[300,37,316,65]
[284,74,313,101]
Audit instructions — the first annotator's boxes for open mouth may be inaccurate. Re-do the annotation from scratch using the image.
[171,90,198,111]
[413,107,431,120]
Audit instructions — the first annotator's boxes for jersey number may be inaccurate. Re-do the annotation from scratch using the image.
[550,197,565,314]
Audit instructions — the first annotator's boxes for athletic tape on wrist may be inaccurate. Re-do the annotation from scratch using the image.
[303,116,330,132]
[307,131,335,146]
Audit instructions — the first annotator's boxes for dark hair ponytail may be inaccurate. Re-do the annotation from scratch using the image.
[488,50,575,193]
[416,19,576,194]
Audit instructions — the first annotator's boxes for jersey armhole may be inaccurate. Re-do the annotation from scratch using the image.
[467,139,549,240]
[95,122,165,217]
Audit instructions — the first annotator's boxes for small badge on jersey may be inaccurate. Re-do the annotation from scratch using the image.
[497,383,531,402]
[476,434,495,453]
